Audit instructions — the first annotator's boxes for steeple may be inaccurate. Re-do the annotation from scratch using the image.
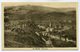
[49,16,52,28]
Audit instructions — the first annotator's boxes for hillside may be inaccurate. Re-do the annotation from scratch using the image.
[4,5,76,26]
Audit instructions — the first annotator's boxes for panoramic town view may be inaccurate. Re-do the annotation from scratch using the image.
[4,3,76,48]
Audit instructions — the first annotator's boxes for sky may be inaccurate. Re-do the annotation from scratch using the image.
[2,2,77,8]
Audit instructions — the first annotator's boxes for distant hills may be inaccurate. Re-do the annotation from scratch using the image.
[4,5,76,25]
[4,5,76,14]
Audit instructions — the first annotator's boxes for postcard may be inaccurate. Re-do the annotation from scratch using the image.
[2,2,78,50]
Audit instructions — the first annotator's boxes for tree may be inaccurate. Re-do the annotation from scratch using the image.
[4,16,9,23]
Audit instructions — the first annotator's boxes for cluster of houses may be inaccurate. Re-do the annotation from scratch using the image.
[4,18,74,47]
